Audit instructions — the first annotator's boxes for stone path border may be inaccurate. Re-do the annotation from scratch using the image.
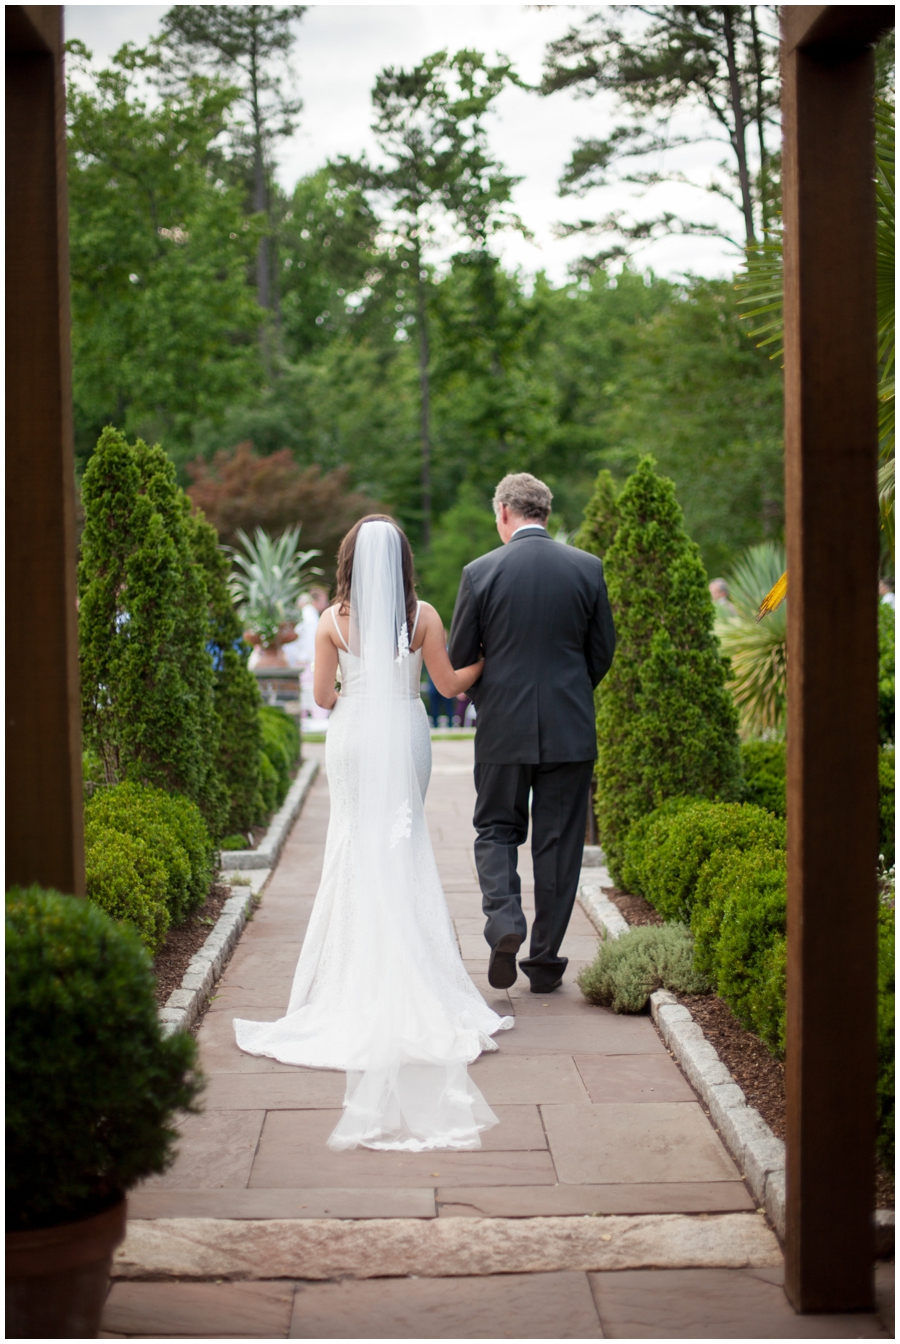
[220,758,319,870]
[111,1211,781,1282]
[577,857,895,1258]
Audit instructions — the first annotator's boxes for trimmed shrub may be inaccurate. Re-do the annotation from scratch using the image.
[877,901,895,1164]
[259,704,300,809]
[574,469,619,558]
[257,748,280,816]
[879,600,894,747]
[221,833,249,851]
[740,740,786,818]
[879,748,895,869]
[79,428,227,835]
[6,887,201,1231]
[84,829,170,954]
[578,923,710,1013]
[594,458,742,881]
[187,508,264,835]
[85,782,214,926]
[621,798,785,922]
[692,845,787,1054]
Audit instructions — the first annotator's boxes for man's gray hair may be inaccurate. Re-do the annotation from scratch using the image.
[493,472,553,523]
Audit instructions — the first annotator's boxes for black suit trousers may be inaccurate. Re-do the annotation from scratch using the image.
[472,760,595,986]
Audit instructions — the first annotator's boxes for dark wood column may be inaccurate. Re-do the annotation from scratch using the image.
[6,6,85,896]
[781,4,893,1313]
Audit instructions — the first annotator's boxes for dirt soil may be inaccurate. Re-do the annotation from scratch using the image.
[153,884,231,1008]
[605,887,664,926]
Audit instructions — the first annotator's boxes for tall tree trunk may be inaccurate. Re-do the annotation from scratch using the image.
[415,251,432,549]
[749,6,769,235]
[722,8,756,246]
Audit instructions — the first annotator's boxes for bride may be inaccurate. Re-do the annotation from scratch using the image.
[234,516,514,1152]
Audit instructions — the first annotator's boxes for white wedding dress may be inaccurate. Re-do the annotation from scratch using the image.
[234,521,512,1151]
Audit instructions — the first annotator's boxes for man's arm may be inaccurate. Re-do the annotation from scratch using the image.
[585,564,616,688]
[447,569,481,669]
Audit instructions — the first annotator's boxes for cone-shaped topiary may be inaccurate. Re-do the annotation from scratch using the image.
[574,468,620,558]
[595,457,742,880]
[79,428,227,835]
[186,508,265,834]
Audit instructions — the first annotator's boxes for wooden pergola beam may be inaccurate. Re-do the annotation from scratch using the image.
[781,3,893,1314]
[6,6,85,896]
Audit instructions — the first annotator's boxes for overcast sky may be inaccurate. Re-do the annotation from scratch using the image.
[65,4,746,284]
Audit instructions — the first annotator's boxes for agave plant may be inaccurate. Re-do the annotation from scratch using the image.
[716,542,787,738]
[227,526,322,649]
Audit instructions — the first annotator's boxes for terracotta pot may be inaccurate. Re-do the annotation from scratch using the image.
[252,622,298,669]
[6,1197,127,1338]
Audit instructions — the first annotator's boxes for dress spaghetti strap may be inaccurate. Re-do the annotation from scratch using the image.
[330,605,351,653]
[410,600,422,647]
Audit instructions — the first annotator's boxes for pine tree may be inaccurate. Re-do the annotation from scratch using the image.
[573,468,619,558]
[595,457,742,881]
[79,427,227,834]
[186,507,265,833]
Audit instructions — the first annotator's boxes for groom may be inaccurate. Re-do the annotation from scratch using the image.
[448,473,616,993]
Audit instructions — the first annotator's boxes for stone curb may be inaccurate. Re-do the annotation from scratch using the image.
[220,757,319,870]
[111,1212,781,1281]
[576,859,895,1257]
[158,890,255,1038]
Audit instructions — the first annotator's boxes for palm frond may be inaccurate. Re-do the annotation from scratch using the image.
[717,542,787,737]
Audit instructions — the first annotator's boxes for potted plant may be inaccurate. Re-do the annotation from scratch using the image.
[6,886,202,1338]
[228,526,321,669]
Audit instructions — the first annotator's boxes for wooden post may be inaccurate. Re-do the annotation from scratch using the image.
[781,4,892,1313]
[6,7,85,896]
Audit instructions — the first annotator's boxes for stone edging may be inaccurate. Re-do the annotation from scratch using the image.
[159,889,255,1038]
[112,1211,781,1281]
[220,757,319,870]
[577,859,895,1256]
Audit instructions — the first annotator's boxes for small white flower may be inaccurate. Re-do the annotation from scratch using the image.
[396,621,410,665]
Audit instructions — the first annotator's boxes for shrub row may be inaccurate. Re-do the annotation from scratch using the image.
[84,782,215,954]
[259,705,301,812]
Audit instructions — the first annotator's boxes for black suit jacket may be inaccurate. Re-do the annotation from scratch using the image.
[447,527,616,764]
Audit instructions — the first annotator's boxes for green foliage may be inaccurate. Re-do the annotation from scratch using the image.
[691,845,787,1054]
[221,834,249,851]
[66,42,262,470]
[187,509,265,834]
[594,459,743,879]
[879,748,895,869]
[621,799,786,923]
[419,485,500,627]
[578,923,710,1014]
[259,705,301,809]
[573,469,619,557]
[79,427,227,835]
[84,828,170,954]
[879,600,895,746]
[877,901,895,1164]
[6,887,201,1230]
[257,747,280,815]
[717,542,787,736]
[86,781,214,928]
[740,740,786,818]
[600,283,784,577]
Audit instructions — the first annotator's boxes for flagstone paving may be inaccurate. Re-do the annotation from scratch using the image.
[106,738,893,1338]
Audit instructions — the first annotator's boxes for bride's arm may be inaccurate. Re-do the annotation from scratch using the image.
[313,614,340,709]
[418,602,484,697]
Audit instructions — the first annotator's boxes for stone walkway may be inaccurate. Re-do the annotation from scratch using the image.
[104,739,893,1338]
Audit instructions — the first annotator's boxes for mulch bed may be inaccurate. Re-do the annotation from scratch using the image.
[152,884,231,1008]
[606,887,895,1209]
[605,887,664,926]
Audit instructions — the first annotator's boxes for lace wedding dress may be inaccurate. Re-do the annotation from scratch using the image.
[234,521,513,1151]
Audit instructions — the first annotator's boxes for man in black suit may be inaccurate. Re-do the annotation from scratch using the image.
[448,473,616,993]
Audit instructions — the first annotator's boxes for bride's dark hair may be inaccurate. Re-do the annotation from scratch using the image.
[334,515,418,625]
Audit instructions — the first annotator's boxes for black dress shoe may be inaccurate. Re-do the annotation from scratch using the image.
[488,934,523,989]
[529,978,563,994]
